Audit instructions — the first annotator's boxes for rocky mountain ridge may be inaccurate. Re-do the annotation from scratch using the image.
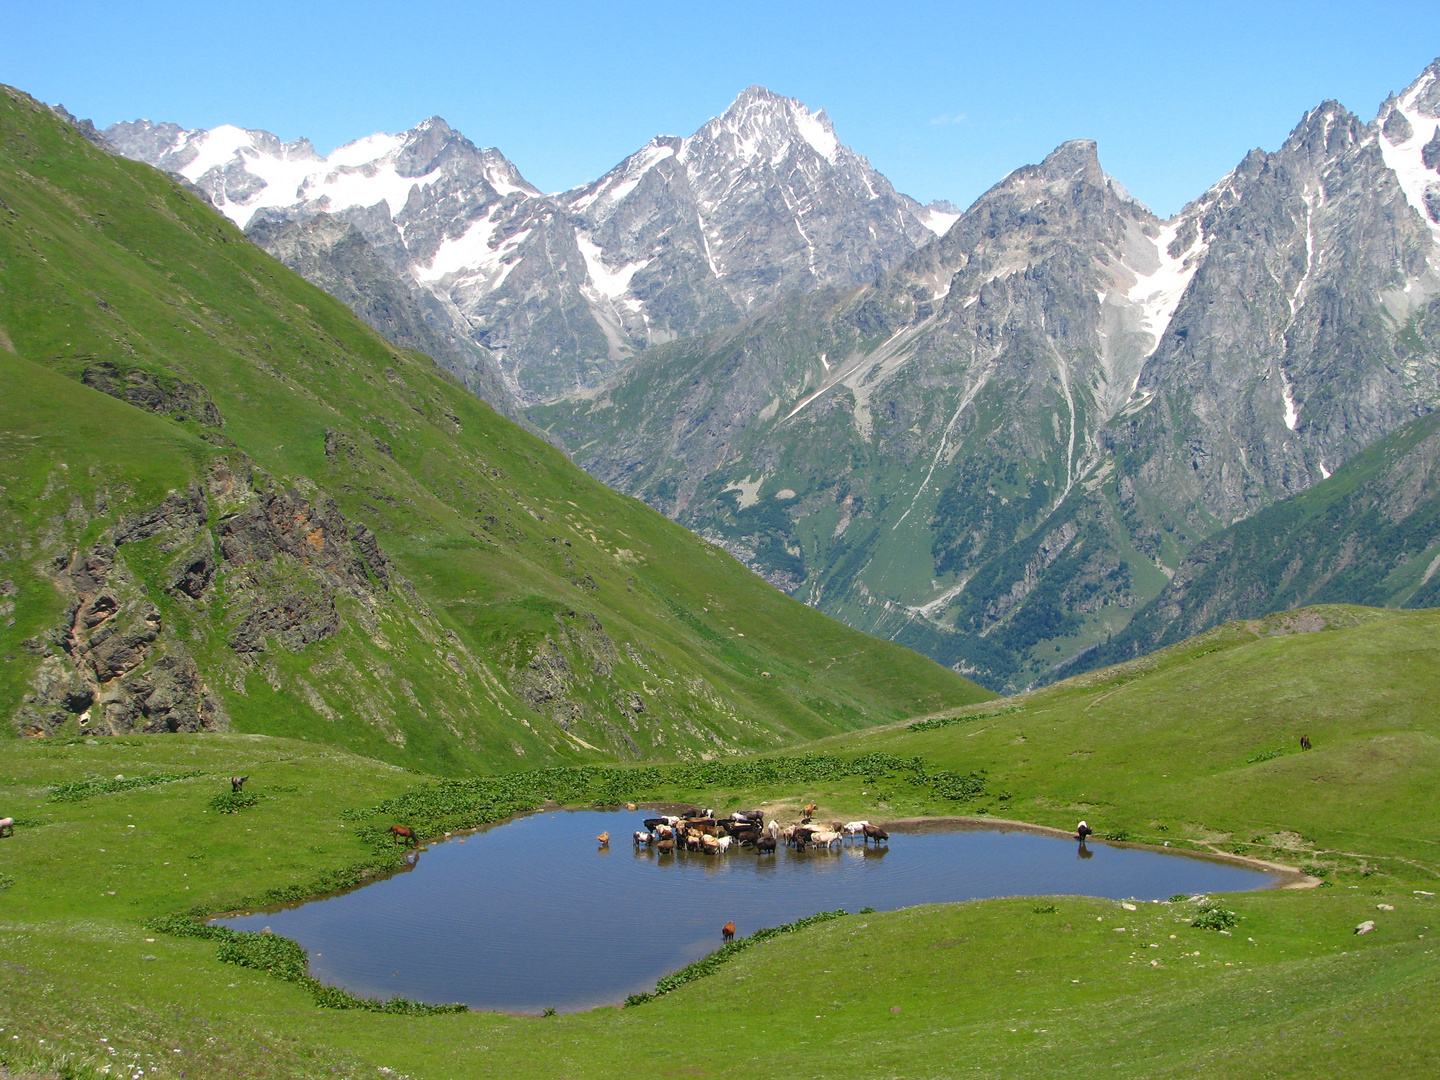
[2,86,987,768]
[106,88,950,404]
[535,59,1440,691]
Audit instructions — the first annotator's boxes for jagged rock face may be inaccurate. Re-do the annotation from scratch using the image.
[1093,410,1440,664]
[105,89,943,403]
[1117,95,1440,531]
[15,496,226,736]
[11,462,394,736]
[81,361,224,428]
[538,61,1440,691]
[243,214,519,420]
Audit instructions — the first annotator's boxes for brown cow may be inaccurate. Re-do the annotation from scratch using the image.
[656,839,675,854]
[389,825,415,845]
[722,921,736,943]
[862,824,889,844]
[596,831,610,846]
[1300,734,1312,750]
[230,776,248,793]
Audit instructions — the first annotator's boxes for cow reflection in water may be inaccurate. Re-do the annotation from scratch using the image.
[1077,844,1094,860]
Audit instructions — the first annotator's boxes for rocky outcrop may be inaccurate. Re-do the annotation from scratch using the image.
[12,463,395,736]
[1090,411,1440,664]
[82,362,224,428]
[15,538,225,736]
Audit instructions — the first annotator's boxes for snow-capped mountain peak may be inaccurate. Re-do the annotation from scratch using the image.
[105,117,536,230]
[681,85,840,167]
[1376,59,1440,235]
[107,90,943,403]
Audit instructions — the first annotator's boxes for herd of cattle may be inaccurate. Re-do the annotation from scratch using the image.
[610,806,890,855]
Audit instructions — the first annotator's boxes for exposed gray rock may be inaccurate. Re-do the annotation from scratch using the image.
[82,361,224,428]
[105,89,941,404]
[12,464,396,735]
[1381,97,1413,144]
[538,62,1440,691]
[1423,126,1440,170]
[245,213,520,418]
[12,536,227,736]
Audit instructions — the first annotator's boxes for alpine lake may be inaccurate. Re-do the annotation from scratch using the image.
[219,809,1281,1014]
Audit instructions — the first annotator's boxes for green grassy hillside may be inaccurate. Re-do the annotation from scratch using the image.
[1,604,1436,1078]
[1078,412,1440,672]
[0,85,988,772]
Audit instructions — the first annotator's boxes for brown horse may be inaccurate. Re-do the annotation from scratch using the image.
[389,825,415,845]
[721,921,736,943]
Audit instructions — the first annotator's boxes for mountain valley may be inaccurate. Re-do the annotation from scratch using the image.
[536,60,1440,690]
[0,86,986,772]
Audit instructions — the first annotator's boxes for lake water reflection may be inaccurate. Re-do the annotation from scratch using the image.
[219,809,1278,1013]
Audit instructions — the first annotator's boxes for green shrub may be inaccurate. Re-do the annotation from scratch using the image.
[215,930,309,981]
[1245,748,1286,764]
[1300,863,1331,877]
[1033,904,1058,914]
[209,791,260,814]
[1104,828,1132,842]
[48,771,199,802]
[1192,906,1239,930]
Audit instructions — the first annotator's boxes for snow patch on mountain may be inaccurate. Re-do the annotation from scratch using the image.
[1124,217,1207,356]
[416,213,529,287]
[569,140,676,211]
[920,204,960,236]
[1379,69,1440,239]
[576,233,651,299]
[169,126,448,229]
[794,108,838,163]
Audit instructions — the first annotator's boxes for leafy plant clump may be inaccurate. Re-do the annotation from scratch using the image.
[1033,904,1058,914]
[47,771,200,803]
[625,910,850,1006]
[1300,863,1331,878]
[146,915,465,1015]
[343,753,987,850]
[0,874,13,891]
[907,708,1015,732]
[209,791,260,814]
[1245,748,1287,764]
[1103,828,1133,842]
[1192,906,1240,930]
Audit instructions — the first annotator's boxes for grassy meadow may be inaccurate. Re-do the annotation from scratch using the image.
[2,604,1438,1079]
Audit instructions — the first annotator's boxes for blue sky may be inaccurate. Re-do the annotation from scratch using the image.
[4,1,1436,217]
